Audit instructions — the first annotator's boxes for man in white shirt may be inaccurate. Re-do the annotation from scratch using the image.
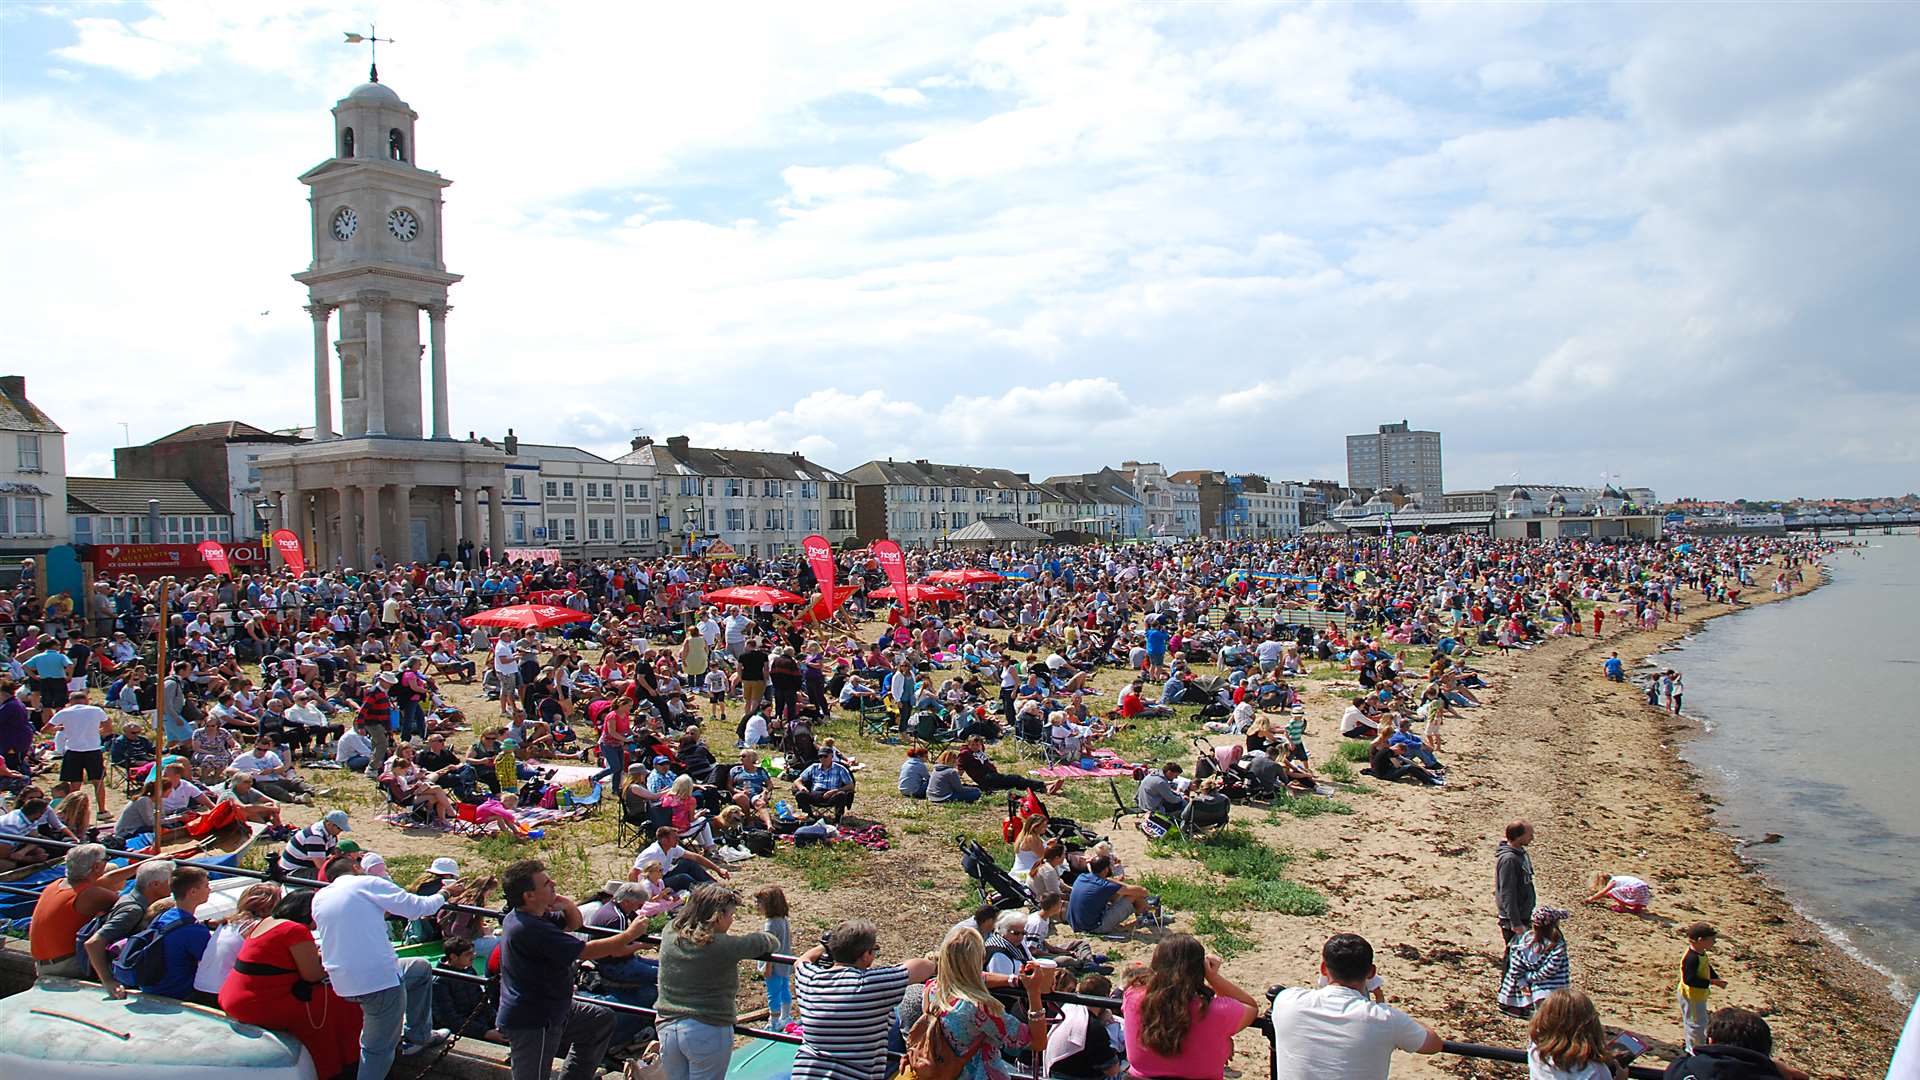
[313,855,451,1078]
[336,724,375,772]
[52,691,111,811]
[492,631,522,717]
[1270,934,1441,1080]
[229,736,314,803]
[627,825,729,893]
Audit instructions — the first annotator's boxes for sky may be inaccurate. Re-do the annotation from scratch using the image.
[3,2,1917,501]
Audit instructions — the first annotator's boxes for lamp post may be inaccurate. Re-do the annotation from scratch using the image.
[683,504,701,555]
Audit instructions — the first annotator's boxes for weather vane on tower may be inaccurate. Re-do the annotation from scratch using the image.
[342,24,395,83]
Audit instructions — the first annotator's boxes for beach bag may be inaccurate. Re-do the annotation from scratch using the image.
[738,829,777,857]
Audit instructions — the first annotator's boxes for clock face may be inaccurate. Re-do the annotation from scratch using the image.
[388,208,419,242]
[330,207,357,241]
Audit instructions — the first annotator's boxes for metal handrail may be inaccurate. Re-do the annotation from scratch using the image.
[0,832,1667,1077]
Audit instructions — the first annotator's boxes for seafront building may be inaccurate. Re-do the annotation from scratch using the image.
[0,376,66,563]
[846,459,1045,548]
[1346,420,1444,499]
[617,435,855,556]
[494,433,664,558]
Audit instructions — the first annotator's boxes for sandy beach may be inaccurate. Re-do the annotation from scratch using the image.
[1213,562,1906,1078]
[249,558,1904,1079]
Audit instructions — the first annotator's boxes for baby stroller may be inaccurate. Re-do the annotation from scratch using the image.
[1003,790,1105,851]
[957,835,1037,910]
[1191,738,1282,804]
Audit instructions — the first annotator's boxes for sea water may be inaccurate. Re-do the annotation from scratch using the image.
[1665,533,1919,1002]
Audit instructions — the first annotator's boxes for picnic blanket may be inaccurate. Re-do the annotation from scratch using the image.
[378,804,588,839]
[1031,749,1141,780]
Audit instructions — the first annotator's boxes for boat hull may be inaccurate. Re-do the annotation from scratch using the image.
[0,979,317,1079]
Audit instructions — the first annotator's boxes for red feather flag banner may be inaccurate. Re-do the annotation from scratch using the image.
[271,528,306,575]
[197,541,232,577]
[872,539,910,619]
[802,534,840,622]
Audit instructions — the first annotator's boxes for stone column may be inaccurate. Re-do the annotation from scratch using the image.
[361,483,383,567]
[306,304,334,440]
[426,304,451,439]
[361,292,388,436]
[459,486,480,558]
[485,485,507,559]
[332,485,353,567]
[286,489,304,540]
[392,483,414,563]
[438,491,457,559]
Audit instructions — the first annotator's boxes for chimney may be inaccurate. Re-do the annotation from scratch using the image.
[667,435,691,454]
[0,376,23,400]
[504,428,519,455]
[789,452,803,462]
[631,435,652,451]
[915,459,930,468]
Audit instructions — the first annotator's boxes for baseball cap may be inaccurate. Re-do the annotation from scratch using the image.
[323,810,351,831]
[652,755,671,765]
[429,857,460,879]
[361,852,389,878]
[335,839,362,853]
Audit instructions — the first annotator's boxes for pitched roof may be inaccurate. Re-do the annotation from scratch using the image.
[617,441,848,483]
[846,460,1037,491]
[148,421,299,444]
[946,518,1053,542]
[1040,469,1141,506]
[67,477,229,517]
[0,377,63,435]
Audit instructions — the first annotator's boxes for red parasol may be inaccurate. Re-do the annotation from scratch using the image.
[702,585,806,607]
[926,568,1005,585]
[462,604,592,630]
[870,583,964,603]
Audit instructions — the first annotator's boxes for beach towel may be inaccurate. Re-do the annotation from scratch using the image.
[1031,749,1142,780]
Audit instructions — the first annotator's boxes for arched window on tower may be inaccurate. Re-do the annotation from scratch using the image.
[340,127,355,158]
[388,128,406,162]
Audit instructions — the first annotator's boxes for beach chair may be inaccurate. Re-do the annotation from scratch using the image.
[1107,778,1149,832]
[858,699,894,741]
[564,780,604,816]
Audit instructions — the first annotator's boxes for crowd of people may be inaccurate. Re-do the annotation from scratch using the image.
[0,530,1835,1079]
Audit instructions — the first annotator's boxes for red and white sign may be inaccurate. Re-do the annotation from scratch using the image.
[872,539,910,618]
[197,541,232,577]
[801,534,839,623]
[87,542,270,576]
[504,547,563,566]
[271,528,306,576]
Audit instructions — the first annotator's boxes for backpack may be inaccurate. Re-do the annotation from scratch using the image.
[738,829,776,857]
[904,1005,968,1080]
[113,913,188,988]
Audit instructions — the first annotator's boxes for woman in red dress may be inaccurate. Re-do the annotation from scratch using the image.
[218,889,363,1080]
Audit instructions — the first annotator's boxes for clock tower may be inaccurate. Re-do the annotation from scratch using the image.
[295,78,460,440]
[258,76,505,571]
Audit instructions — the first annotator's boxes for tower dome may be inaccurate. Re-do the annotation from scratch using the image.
[345,81,403,105]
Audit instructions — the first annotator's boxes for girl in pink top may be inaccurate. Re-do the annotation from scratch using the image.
[1121,934,1261,1079]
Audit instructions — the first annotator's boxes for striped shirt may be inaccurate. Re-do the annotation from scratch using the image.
[277,821,335,876]
[1285,714,1308,746]
[791,961,911,1080]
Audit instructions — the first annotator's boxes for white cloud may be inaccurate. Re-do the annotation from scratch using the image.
[870,87,928,107]
[780,164,899,204]
[55,16,196,78]
[4,2,1918,498]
